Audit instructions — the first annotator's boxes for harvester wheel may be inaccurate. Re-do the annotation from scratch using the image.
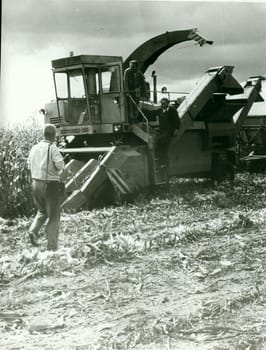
[211,156,235,185]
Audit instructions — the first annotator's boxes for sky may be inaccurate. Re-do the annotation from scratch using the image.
[1,0,266,126]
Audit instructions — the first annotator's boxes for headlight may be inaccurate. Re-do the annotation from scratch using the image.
[113,124,122,132]
[39,108,46,115]
[113,97,120,104]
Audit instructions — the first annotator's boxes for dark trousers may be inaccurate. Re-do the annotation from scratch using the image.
[126,94,139,123]
[30,179,62,250]
[156,134,171,166]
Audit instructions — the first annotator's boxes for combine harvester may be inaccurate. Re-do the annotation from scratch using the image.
[43,29,263,211]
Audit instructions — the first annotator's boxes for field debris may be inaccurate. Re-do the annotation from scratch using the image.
[1,174,266,349]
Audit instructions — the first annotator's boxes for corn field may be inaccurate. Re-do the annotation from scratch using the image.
[1,175,266,349]
[0,119,42,218]
[1,121,266,348]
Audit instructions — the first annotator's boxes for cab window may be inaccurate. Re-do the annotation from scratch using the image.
[69,70,85,98]
[101,66,120,93]
[54,73,68,99]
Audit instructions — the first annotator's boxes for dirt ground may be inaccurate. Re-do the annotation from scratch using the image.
[1,174,266,350]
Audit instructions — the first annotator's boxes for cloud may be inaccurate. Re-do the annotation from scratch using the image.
[3,1,266,52]
[1,0,266,123]
[147,40,266,85]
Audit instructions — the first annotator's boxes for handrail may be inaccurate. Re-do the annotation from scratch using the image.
[127,94,150,135]
[60,146,113,153]
[149,90,189,95]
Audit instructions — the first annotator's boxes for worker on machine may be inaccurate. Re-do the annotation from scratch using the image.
[124,60,149,122]
[156,97,180,166]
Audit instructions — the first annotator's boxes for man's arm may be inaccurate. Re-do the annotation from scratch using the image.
[51,145,64,171]
[170,108,180,130]
[27,150,32,183]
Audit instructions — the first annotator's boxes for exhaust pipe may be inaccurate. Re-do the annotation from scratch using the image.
[152,70,157,103]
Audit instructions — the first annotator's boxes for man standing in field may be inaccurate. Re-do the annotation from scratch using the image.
[156,97,180,165]
[27,124,64,250]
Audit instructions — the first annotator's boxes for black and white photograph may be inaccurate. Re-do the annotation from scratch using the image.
[1,0,266,349]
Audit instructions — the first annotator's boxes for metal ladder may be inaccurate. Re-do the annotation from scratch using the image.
[129,95,168,185]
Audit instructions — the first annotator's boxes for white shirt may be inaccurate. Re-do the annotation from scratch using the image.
[28,140,64,181]
[162,106,170,113]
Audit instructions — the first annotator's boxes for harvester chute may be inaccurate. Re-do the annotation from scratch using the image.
[124,28,213,73]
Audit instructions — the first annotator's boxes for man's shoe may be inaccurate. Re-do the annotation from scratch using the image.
[29,232,38,247]
[47,246,57,251]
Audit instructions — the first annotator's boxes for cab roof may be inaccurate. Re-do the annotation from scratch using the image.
[52,55,123,69]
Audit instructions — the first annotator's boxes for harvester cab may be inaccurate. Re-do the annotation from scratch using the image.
[50,55,127,135]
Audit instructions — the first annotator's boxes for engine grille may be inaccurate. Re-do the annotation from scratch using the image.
[49,117,60,125]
